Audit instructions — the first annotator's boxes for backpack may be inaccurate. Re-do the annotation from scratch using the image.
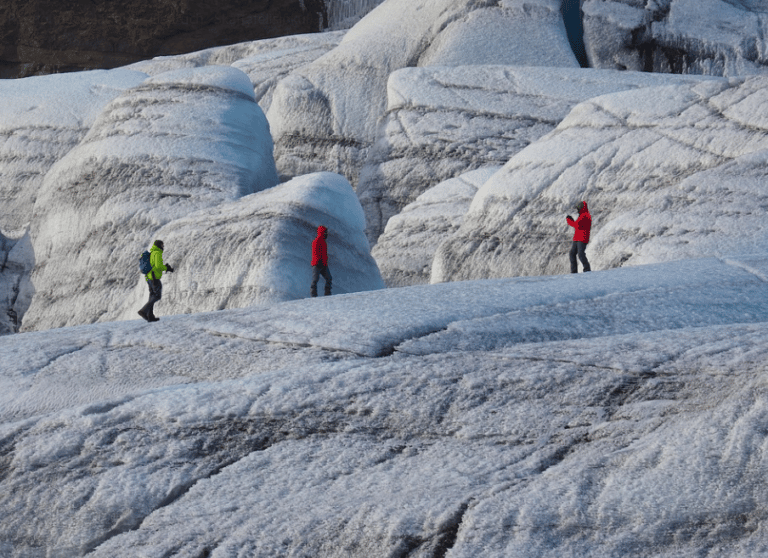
[139,251,153,275]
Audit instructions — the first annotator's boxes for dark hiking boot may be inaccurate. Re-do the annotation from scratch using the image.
[138,310,150,321]
[148,315,160,322]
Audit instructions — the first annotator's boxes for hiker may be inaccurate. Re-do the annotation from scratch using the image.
[138,239,174,322]
[566,201,592,273]
[310,225,332,297]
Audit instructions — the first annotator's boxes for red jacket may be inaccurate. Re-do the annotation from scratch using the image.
[566,201,591,243]
[311,226,328,266]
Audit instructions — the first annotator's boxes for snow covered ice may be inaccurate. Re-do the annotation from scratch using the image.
[3,0,768,555]
[358,64,719,244]
[117,172,384,319]
[433,75,768,283]
[0,69,147,231]
[124,31,347,117]
[3,258,768,557]
[372,166,501,287]
[20,66,280,332]
[582,0,768,76]
[267,0,580,184]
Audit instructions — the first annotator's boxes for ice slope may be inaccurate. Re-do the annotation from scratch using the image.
[0,69,147,231]
[116,172,384,320]
[267,0,579,184]
[2,256,768,556]
[20,66,280,332]
[433,75,768,283]
[124,32,346,116]
[358,65,720,243]
[583,0,768,76]
[372,166,501,287]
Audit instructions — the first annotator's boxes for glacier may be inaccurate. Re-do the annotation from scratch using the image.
[583,0,768,76]
[433,75,768,283]
[2,0,768,555]
[117,172,384,319]
[3,258,768,556]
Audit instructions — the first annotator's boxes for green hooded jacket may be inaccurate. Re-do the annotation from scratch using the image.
[146,244,168,281]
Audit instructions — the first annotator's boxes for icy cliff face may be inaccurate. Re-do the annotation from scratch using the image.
[267,0,578,185]
[117,172,383,319]
[583,0,768,76]
[372,167,500,287]
[0,231,33,335]
[21,66,279,332]
[0,70,147,232]
[433,76,768,283]
[359,65,717,246]
[124,32,346,116]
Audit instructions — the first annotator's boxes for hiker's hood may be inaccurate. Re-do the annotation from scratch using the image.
[579,201,589,214]
[150,244,163,254]
[316,226,327,237]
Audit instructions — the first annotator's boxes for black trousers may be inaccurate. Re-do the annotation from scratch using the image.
[140,279,163,316]
[569,241,591,273]
[311,265,332,297]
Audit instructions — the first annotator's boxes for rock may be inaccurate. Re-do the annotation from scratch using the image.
[432,76,768,282]
[358,65,718,243]
[118,172,384,319]
[0,0,333,79]
[267,0,579,186]
[0,70,147,232]
[372,167,500,288]
[582,0,768,76]
[20,66,278,332]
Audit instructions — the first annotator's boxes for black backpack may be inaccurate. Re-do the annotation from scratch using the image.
[139,251,152,275]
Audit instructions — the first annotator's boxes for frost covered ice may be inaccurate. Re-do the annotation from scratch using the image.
[124,32,346,115]
[372,166,501,287]
[268,0,579,184]
[358,64,718,243]
[20,66,279,332]
[433,75,768,283]
[583,0,768,76]
[117,172,384,319]
[2,257,768,556]
[0,69,147,231]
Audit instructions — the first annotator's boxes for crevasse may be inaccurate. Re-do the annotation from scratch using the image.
[321,0,388,31]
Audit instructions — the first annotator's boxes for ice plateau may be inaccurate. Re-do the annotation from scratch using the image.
[3,257,768,557]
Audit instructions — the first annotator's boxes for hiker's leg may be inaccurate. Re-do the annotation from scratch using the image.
[310,266,320,297]
[139,280,154,317]
[577,242,591,272]
[147,279,162,316]
[569,242,578,273]
[322,266,332,296]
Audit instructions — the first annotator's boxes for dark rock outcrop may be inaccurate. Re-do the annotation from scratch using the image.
[0,0,327,78]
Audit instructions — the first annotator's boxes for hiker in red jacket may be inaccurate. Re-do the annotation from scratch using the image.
[311,225,332,297]
[566,201,592,273]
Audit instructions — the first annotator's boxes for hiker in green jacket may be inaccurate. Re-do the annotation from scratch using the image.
[138,240,174,322]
